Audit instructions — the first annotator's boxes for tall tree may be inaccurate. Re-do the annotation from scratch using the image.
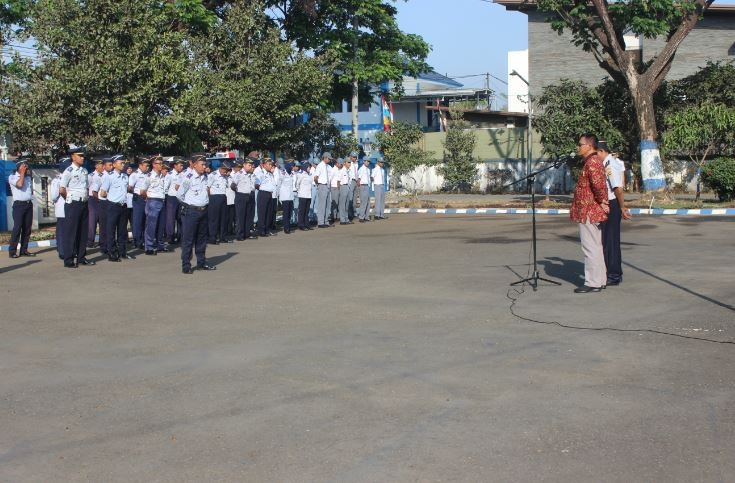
[4,0,209,154]
[177,0,333,152]
[265,0,431,141]
[536,0,713,191]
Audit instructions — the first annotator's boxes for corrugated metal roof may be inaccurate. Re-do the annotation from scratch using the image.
[417,71,464,88]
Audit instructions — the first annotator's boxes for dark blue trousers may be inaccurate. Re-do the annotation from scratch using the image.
[9,200,33,255]
[87,197,99,246]
[106,202,129,258]
[144,198,166,251]
[281,200,293,233]
[180,205,208,270]
[98,199,108,254]
[56,217,65,259]
[208,194,227,242]
[63,200,88,265]
[131,195,146,247]
[601,198,623,283]
[257,190,273,235]
[268,197,277,230]
[298,197,311,229]
[165,195,181,242]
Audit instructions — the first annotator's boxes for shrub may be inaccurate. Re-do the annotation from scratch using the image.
[701,157,735,201]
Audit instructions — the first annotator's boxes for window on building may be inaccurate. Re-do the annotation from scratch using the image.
[358,102,371,112]
[330,99,344,113]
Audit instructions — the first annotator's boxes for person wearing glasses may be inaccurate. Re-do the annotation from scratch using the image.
[59,146,96,268]
[570,134,609,293]
[141,155,170,255]
[177,154,216,274]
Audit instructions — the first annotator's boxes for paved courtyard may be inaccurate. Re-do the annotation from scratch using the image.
[1,214,733,482]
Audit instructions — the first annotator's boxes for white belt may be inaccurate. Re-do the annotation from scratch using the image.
[67,194,88,202]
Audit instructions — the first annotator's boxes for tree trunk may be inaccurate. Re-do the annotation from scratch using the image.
[632,84,666,191]
[351,13,359,141]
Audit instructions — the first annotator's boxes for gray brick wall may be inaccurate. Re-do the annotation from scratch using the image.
[527,10,735,97]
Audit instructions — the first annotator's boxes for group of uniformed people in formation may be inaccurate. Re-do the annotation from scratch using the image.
[7,149,388,274]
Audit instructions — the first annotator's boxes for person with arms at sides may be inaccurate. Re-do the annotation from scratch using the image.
[177,155,216,274]
[99,155,135,262]
[59,147,95,268]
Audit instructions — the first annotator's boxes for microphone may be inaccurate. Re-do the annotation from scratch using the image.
[552,152,576,167]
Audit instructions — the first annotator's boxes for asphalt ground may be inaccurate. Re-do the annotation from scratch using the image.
[1,214,733,482]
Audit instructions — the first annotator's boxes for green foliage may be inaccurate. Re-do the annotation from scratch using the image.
[439,114,478,193]
[534,80,624,160]
[701,157,735,201]
[5,0,193,153]
[265,0,431,103]
[375,122,435,188]
[667,61,735,109]
[176,1,333,151]
[331,132,360,159]
[285,110,342,160]
[663,102,735,161]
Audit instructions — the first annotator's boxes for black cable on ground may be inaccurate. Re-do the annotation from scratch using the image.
[506,284,735,345]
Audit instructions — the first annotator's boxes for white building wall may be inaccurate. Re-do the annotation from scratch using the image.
[507,50,529,113]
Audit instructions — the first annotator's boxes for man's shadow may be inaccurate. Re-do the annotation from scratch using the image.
[0,259,42,274]
[536,257,585,285]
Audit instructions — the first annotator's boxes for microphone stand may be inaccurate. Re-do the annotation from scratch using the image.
[505,159,566,291]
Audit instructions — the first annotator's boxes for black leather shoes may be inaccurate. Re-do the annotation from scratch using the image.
[108,256,121,262]
[64,262,77,268]
[78,258,96,266]
[606,280,621,286]
[9,253,19,259]
[145,250,156,256]
[197,264,216,271]
[123,254,136,260]
[574,285,601,293]
[21,251,35,257]
[182,267,194,274]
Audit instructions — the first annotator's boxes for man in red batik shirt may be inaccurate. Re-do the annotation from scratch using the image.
[570,134,609,293]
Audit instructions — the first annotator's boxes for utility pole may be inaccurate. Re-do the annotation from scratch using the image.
[351,12,360,141]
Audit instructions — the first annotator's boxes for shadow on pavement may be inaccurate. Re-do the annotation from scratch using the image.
[0,259,42,274]
[208,252,238,267]
[537,257,585,285]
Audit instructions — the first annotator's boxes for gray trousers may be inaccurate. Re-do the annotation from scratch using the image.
[374,184,385,218]
[330,186,339,221]
[358,185,370,220]
[338,185,349,223]
[316,184,330,226]
[348,180,356,219]
[579,221,606,288]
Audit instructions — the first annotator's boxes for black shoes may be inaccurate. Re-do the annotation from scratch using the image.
[64,262,77,268]
[145,250,157,256]
[123,254,136,260]
[78,258,96,266]
[574,285,602,293]
[108,256,122,262]
[182,266,195,274]
[9,253,19,259]
[606,280,621,286]
[21,251,35,257]
[197,264,216,271]
[318,224,329,228]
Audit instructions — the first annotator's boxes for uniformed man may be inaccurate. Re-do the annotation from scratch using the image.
[7,159,35,258]
[177,155,216,274]
[128,158,150,249]
[99,155,135,262]
[141,155,170,255]
[225,161,237,240]
[329,158,340,224]
[255,157,277,237]
[313,152,332,228]
[346,152,358,220]
[165,157,185,244]
[232,157,257,240]
[270,158,282,232]
[337,158,351,225]
[86,158,105,249]
[207,160,232,244]
[357,157,372,222]
[59,147,95,267]
[295,161,313,231]
[372,157,387,220]
[278,160,296,234]
[51,158,70,259]
[96,157,114,255]
[598,141,631,286]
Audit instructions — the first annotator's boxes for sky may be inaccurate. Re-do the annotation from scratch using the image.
[395,0,529,105]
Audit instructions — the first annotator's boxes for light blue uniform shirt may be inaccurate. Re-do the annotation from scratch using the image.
[232,171,256,194]
[128,169,148,195]
[60,164,89,202]
[256,170,276,192]
[177,172,209,207]
[143,172,169,199]
[8,172,33,201]
[100,170,129,204]
[208,170,230,195]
